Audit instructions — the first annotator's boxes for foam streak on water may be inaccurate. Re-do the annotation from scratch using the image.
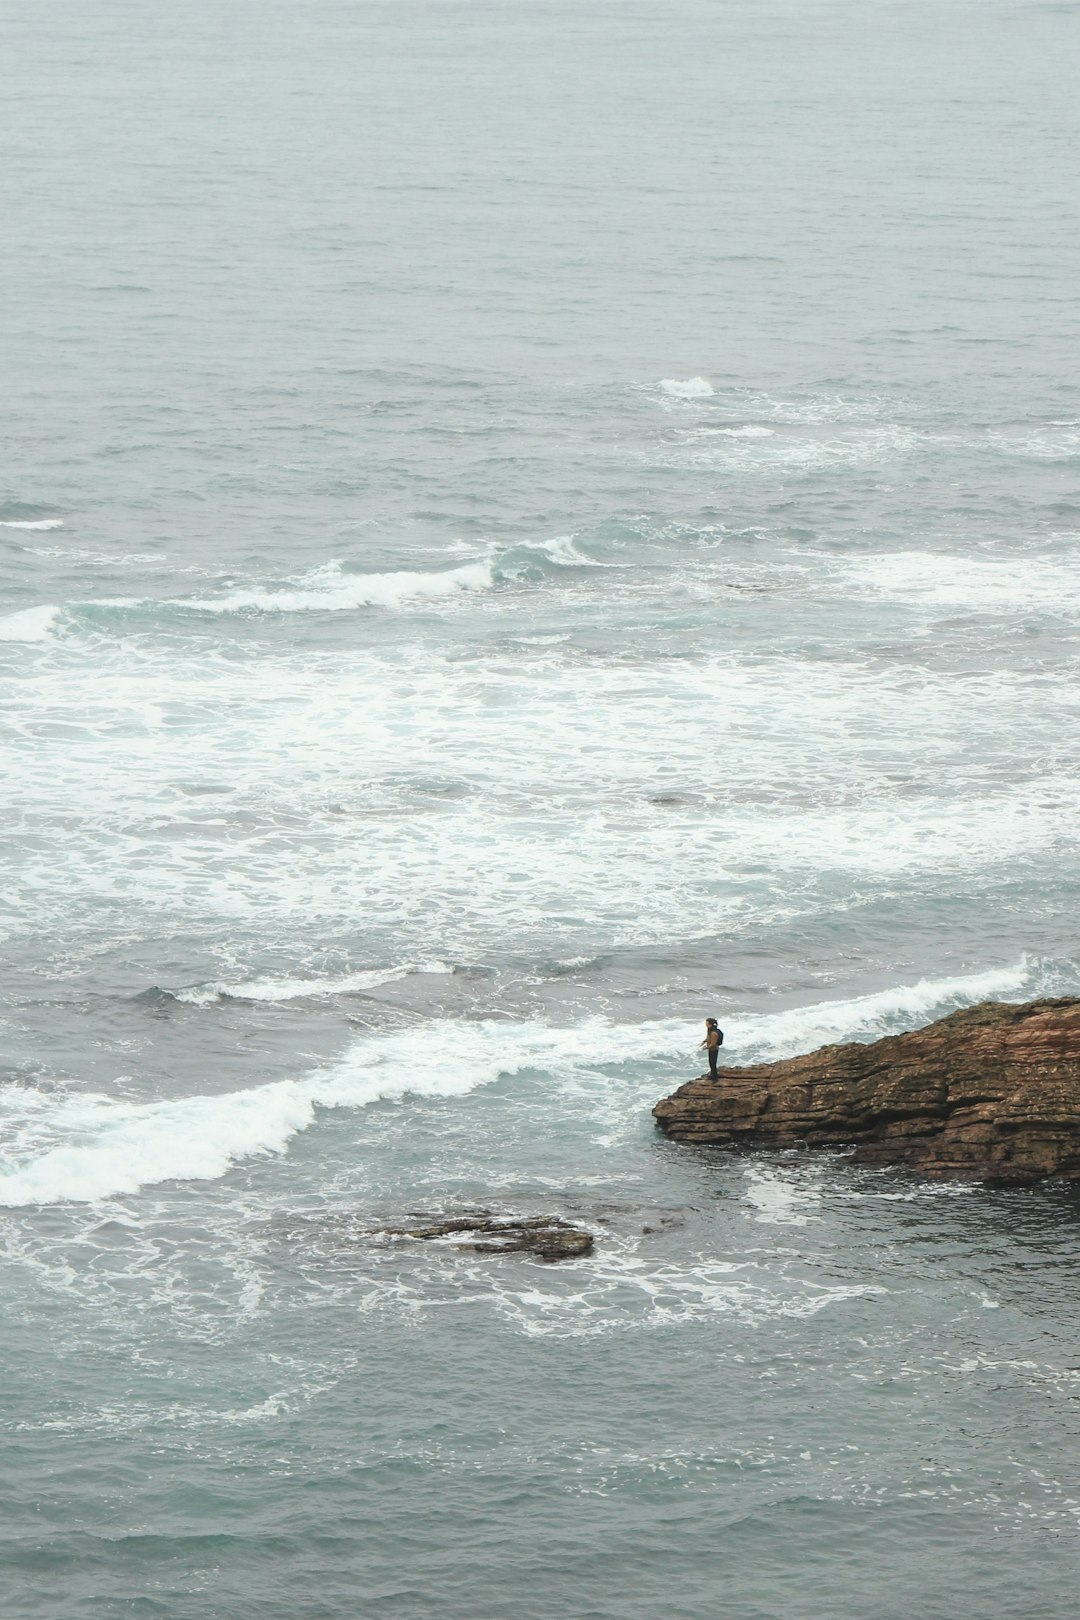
[4,0,1080,1615]
[0,957,1050,1207]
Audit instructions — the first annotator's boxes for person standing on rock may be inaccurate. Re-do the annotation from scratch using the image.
[700,1017,723,1079]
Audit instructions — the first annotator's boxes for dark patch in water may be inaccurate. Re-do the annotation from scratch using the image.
[382,1210,594,1263]
[275,1206,598,1263]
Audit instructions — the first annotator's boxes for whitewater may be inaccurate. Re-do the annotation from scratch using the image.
[4,1,1080,1617]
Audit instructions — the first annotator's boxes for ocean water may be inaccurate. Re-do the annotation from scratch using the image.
[4,0,1080,1614]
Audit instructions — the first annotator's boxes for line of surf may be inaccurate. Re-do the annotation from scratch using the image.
[0,534,622,642]
[735,960,1033,1065]
[0,1019,624,1206]
[169,961,453,1006]
[1,564,495,638]
[0,960,1050,1208]
[186,560,493,614]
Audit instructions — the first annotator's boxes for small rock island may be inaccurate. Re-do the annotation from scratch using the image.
[653,998,1080,1183]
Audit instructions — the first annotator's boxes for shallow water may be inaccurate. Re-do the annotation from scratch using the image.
[4,0,1080,1614]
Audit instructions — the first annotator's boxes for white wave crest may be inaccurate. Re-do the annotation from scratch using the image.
[178,560,493,615]
[0,604,61,642]
[659,377,714,398]
[833,550,1080,614]
[0,518,64,531]
[0,961,1045,1207]
[0,1018,632,1206]
[174,961,453,1006]
[529,533,608,568]
[736,961,1031,1065]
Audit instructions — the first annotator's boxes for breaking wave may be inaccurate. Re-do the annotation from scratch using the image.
[1,535,617,639]
[169,961,453,1006]
[659,377,714,398]
[736,960,1034,1065]
[173,559,494,614]
[0,959,1049,1207]
[0,1017,631,1206]
[0,604,61,642]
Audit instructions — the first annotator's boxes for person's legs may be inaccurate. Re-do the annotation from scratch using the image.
[708,1049,719,1079]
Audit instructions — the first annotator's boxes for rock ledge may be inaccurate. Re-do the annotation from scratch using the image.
[653,997,1080,1183]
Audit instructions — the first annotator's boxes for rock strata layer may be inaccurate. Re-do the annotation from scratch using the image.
[653,998,1080,1183]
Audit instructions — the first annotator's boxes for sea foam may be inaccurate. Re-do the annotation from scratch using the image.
[0,604,61,641]
[736,961,1032,1066]
[173,961,453,1006]
[177,559,493,615]
[834,550,1080,614]
[0,1017,624,1206]
[0,961,1044,1207]
[659,377,714,398]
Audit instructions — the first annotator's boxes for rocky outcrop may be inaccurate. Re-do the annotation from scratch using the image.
[380,1211,594,1262]
[653,998,1080,1183]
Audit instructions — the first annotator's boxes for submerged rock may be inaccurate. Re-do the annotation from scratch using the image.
[380,1210,594,1262]
[653,998,1080,1184]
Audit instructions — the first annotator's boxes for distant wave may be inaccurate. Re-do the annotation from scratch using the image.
[169,961,453,1006]
[168,537,607,615]
[0,958,1054,1206]
[659,377,714,398]
[509,533,609,569]
[0,537,613,636]
[173,559,494,615]
[0,604,61,642]
[0,519,64,531]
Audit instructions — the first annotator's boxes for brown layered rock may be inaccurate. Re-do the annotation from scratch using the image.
[653,998,1080,1183]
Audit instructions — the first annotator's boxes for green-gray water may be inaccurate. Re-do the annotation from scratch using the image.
[4,1,1080,1615]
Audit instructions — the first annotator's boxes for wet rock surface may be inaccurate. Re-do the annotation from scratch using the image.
[654,998,1080,1184]
[274,1203,692,1266]
[379,1210,595,1262]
